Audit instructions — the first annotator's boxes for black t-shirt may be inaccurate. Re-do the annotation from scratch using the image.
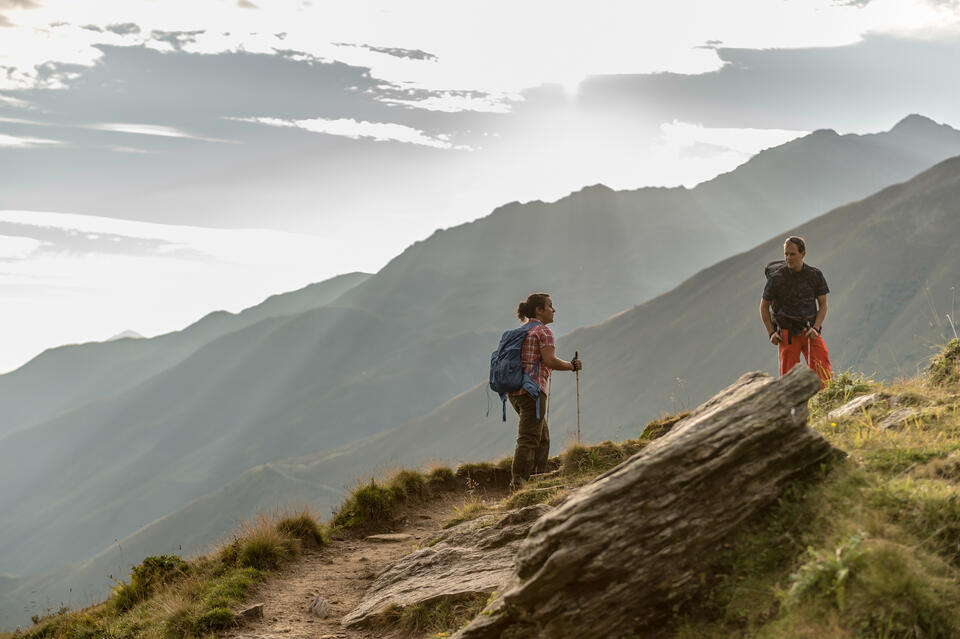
[762,263,829,320]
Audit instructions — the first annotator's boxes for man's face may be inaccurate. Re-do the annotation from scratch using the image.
[784,243,805,271]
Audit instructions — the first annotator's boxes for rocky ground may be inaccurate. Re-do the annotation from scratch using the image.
[226,492,502,639]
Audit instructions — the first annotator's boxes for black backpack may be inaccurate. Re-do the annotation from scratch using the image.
[764,260,817,337]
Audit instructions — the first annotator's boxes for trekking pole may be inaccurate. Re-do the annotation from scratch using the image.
[574,350,581,445]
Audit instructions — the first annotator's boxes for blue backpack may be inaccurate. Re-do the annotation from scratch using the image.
[489,323,542,421]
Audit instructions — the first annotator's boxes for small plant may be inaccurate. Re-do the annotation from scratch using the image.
[443,499,488,528]
[810,370,877,417]
[785,532,867,610]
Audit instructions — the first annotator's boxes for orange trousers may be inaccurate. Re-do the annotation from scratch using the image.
[778,329,833,387]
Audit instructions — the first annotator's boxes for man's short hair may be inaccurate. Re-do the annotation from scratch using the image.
[784,236,806,253]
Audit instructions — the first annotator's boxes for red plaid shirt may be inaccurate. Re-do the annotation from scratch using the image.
[509,321,555,396]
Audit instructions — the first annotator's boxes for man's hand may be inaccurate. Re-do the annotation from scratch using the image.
[571,358,583,372]
[805,326,820,340]
[769,331,782,346]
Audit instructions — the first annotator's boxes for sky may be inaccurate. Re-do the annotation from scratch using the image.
[2,0,960,373]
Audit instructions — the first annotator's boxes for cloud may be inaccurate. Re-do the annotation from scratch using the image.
[0,234,43,260]
[378,91,515,113]
[2,0,957,100]
[228,115,471,149]
[0,1,40,8]
[0,133,63,147]
[334,42,438,61]
[659,121,806,156]
[0,220,197,258]
[0,94,30,108]
[105,22,140,35]
[237,0,258,8]
[89,122,227,142]
[0,115,43,124]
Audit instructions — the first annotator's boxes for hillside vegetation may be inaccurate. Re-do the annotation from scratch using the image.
[7,339,960,638]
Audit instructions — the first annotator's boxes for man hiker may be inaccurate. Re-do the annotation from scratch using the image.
[760,236,833,387]
[509,292,582,491]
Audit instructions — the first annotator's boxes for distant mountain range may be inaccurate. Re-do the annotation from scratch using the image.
[0,271,371,441]
[2,115,960,630]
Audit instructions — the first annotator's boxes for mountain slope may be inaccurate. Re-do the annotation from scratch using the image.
[0,271,371,439]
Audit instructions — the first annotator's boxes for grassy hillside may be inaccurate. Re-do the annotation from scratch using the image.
[7,340,960,638]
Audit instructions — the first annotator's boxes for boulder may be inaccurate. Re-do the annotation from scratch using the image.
[341,504,551,628]
[455,366,837,638]
[237,603,264,622]
[879,408,920,430]
[828,392,881,420]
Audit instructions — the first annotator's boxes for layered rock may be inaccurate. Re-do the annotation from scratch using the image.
[342,504,551,628]
[455,366,836,638]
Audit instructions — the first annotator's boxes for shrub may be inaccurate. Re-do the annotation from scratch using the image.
[276,510,326,546]
[929,339,960,386]
[111,554,187,612]
[333,479,397,529]
[428,466,456,486]
[236,530,298,571]
[388,469,429,500]
[192,606,237,632]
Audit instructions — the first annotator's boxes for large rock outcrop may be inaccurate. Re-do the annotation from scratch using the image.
[454,366,836,638]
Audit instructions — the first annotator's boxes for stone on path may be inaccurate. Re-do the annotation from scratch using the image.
[365,533,415,543]
[237,603,264,622]
[307,596,330,618]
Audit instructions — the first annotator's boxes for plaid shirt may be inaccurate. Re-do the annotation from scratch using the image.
[509,320,555,396]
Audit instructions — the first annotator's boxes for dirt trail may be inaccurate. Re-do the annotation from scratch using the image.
[226,492,491,639]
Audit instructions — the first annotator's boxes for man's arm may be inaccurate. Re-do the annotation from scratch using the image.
[760,299,781,345]
[540,345,581,371]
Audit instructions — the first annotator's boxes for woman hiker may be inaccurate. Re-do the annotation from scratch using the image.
[510,292,582,491]
[760,236,833,387]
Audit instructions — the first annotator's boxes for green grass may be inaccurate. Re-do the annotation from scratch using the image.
[15,509,324,639]
[669,342,960,639]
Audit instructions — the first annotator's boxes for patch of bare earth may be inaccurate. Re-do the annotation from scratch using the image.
[225,491,497,639]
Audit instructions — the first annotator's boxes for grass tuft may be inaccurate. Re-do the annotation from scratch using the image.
[640,411,691,440]
[929,338,960,386]
[381,593,489,636]
[276,509,327,546]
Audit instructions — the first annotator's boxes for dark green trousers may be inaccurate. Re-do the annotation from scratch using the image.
[509,392,550,490]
